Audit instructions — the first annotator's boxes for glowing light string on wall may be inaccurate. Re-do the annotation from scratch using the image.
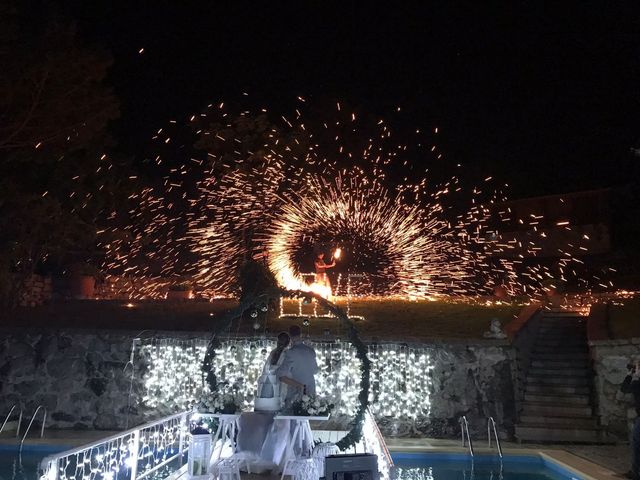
[142,338,433,420]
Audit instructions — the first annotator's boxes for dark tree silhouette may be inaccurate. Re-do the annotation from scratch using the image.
[0,1,122,305]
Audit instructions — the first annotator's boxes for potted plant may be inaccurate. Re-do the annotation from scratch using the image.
[167,281,193,300]
[68,263,102,299]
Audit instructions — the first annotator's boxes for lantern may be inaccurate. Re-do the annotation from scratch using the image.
[188,432,212,478]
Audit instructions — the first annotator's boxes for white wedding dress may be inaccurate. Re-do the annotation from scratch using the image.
[234,350,290,472]
[255,351,287,411]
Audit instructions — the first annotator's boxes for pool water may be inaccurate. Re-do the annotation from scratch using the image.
[392,453,582,480]
[0,449,584,480]
[0,447,68,480]
[0,447,186,480]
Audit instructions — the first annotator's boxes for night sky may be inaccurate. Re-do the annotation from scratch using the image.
[60,2,640,198]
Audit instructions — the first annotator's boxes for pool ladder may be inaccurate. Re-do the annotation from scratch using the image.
[487,417,503,458]
[19,405,47,446]
[459,416,474,456]
[0,404,23,437]
[459,416,503,458]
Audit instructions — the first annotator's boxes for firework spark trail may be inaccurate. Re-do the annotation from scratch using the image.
[99,98,609,299]
[266,180,452,296]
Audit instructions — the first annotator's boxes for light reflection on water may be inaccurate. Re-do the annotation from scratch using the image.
[0,453,37,480]
[393,458,571,480]
[0,453,185,480]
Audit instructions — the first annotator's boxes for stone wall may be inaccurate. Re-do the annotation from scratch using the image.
[0,330,150,430]
[420,342,516,439]
[590,338,640,439]
[0,329,516,439]
[18,274,53,307]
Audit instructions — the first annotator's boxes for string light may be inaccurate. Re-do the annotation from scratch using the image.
[141,338,433,420]
[41,414,186,480]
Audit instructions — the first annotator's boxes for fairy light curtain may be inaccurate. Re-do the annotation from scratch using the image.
[141,338,434,419]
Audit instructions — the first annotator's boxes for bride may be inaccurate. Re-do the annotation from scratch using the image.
[255,332,290,411]
[235,333,291,472]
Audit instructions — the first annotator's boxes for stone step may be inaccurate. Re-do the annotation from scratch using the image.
[515,424,603,443]
[519,414,597,427]
[528,368,589,377]
[530,352,589,362]
[536,332,585,338]
[540,316,584,321]
[527,375,589,386]
[526,383,590,395]
[524,392,590,405]
[536,330,586,336]
[543,309,586,315]
[534,342,587,349]
[530,359,589,369]
[538,320,584,325]
[539,318,585,324]
[536,337,586,343]
[538,322,584,327]
[536,334,586,340]
[539,324,584,329]
[539,326,586,332]
[533,346,588,354]
[540,321,585,327]
[542,308,584,318]
[537,332,585,337]
[520,401,593,417]
[535,336,586,342]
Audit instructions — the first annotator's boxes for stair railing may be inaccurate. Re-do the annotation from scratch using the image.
[487,417,503,458]
[20,405,46,446]
[0,405,23,437]
[459,416,474,456]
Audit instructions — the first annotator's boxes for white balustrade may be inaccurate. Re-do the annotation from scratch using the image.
[40,412,189,480]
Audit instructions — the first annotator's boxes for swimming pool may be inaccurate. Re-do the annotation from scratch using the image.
[0,445,69,480]
[1,448,590,480]
[392,453,583,480]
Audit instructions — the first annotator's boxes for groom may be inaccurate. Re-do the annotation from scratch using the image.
[276,325,318,403]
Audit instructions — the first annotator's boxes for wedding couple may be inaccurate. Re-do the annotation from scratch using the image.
[235,325,318,472]
[261,325,318,406]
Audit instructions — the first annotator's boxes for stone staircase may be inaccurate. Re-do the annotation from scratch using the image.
[515,309,606,443]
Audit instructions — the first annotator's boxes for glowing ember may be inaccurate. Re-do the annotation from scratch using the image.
[100,98,610,299]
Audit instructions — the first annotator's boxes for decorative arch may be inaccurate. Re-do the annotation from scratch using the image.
[202,287,371,451]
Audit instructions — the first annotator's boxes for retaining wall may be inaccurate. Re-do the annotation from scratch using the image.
[0,329,517,439]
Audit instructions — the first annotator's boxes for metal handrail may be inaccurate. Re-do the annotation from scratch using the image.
[365,408,393,466]
[40,411,189,480]
[20,405,46,445]
[487,417,503,458]
[459,416,474,456]
[42,411,186,462]
[361,409,394,480]
[0,405,23,437]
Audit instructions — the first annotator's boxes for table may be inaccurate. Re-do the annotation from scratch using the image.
[195,413,241,463]
[273,415,330,470]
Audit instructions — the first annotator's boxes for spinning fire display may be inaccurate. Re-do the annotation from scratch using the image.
[100,97,608,299]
